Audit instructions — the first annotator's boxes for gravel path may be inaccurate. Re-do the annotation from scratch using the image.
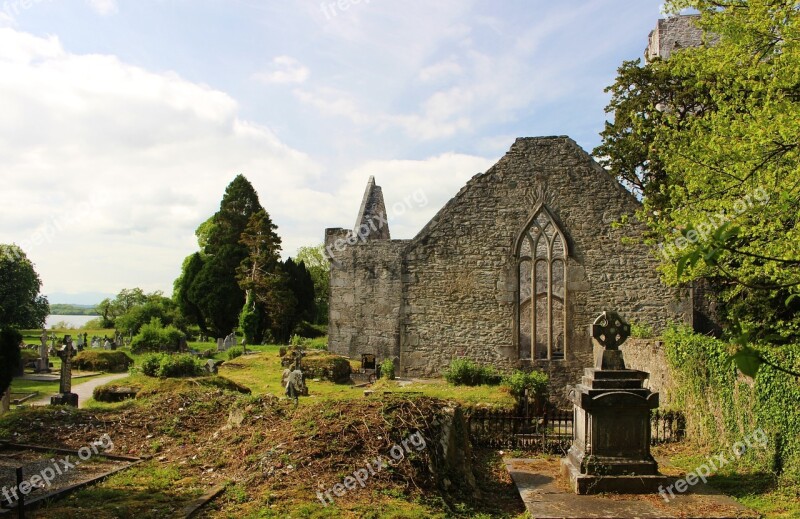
[27,373,130,408]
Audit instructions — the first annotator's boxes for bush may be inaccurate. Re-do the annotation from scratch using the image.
[630,321,654,339]
[0,328,22,394]
[130,318,185,354]
[73,351,133,373]
[227,347,244,360]
[20,349,39,362]
[292,320,326,339]
[444,358,501,386]
[157,354,204,378]
[380,358,395,380]
[502,370,549,399]
[141,353,164,377]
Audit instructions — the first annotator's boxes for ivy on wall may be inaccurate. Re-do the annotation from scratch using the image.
[663,326,800,487]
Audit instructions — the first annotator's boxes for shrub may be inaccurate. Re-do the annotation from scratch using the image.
[380,358,396,380]
[73,351,133,373]
[630,321,654,339]
[130,318,185,354]
[444,358,501,386]
[156,354,204,378]
[292,321,326,339]
[227,347,244,360]
[502,370,549,399]
[141,353,164,377]
[0,328,22,395]
[20,349,39,362]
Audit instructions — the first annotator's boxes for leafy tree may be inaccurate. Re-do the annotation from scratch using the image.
[0,245,49,329]
[295,244,330,323]
[0,245,47,412]
[284,258,316,324]
[598,1,800,373]
[173,252,208,333]
[183,175,265,336]
[237,209,286,342]
[115,292,182,335]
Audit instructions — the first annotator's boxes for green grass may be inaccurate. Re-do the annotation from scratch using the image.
[656,444,800,518]
[32,460,205,519]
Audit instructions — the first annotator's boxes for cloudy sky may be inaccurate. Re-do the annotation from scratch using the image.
[0,0,664,303]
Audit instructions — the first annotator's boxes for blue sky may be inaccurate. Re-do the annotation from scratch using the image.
[0,0,664,303]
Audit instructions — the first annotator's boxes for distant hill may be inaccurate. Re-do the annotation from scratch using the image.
[46,292,114,306]
[49,304,99,316]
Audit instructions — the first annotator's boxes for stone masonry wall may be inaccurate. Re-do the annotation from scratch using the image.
[326,227,406,362]
[620,338,675,407]
[400,137,690,382]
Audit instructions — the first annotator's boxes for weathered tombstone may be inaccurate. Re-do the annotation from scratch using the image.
[561,311,669,494]
[37,328,51,373]
[217,337,224,352]
[205,359,223,375]
[51,336,79,407]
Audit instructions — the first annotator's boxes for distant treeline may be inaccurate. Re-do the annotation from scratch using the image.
[49,304,99,316]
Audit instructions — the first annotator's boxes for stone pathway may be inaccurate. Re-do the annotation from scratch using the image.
[506,458,759,519]
[27,373,130,408]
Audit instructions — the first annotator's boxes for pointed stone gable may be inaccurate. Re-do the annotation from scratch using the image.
[353,176,391,241]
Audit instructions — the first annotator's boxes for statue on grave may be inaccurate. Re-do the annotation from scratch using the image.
[51,336,78,407]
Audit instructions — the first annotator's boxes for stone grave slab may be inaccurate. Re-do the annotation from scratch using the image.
[506,457,758,519]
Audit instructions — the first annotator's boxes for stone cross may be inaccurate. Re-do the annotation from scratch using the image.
[591,311,631,370]
[39,328,50,373]
[57,337,77,394]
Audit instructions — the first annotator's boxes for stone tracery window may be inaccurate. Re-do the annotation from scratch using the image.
[518,205,567,361]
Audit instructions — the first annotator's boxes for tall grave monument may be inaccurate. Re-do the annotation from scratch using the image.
[561,311,670,494]
[50,336,79,407]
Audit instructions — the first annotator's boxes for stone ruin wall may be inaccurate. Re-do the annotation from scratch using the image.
[620,338,675,407]
[400,137,690,380]
[325,227,406,363]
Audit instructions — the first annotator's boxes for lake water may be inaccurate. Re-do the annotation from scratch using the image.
[45,314,98,329]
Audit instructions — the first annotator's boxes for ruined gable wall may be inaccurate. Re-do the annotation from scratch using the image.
[400,137,690,384]
[326,228,406,362]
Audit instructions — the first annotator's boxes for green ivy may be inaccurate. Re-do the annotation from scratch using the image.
[663,326,800,487]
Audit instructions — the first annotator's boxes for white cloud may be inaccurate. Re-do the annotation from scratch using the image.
[254,56,310,85]
[418,60,463,82]
[0,28,321,294]
[335,153,496,239]
[86,0,118,16]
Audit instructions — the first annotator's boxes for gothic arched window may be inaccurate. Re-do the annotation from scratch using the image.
[517,205,568,361]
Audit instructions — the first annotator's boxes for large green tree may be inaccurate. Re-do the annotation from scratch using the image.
[0,245,48,411]
[237,209,286,343]
[195,176,265,335]
[295,244,330,323]
[173,252,208,334]
[0,245,49,329]
[597,1,800,371]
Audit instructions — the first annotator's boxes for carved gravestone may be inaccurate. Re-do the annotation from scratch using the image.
[37,328,51,373]
[561,311,669,494]
[51,336,79,407]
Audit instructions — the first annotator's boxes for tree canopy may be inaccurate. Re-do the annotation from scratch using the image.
[597,0,800,371]
[0,245,49,329]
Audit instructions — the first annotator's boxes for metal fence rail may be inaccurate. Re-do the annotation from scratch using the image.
[466,408,685,451]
